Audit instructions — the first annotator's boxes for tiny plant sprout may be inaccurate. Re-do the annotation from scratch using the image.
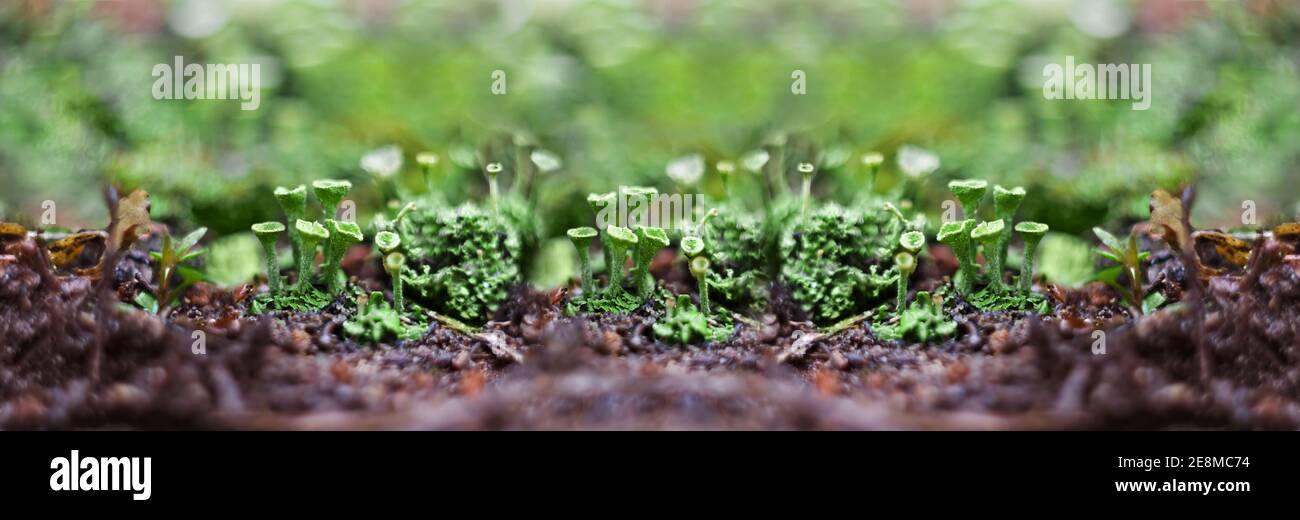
[666,153,705,187]
[374,230,400,254]
[937,219,976,296]
[896,231,925,309]
[895,251,916,310]
[690,255,711,315]
[567,227,598,295]
[861,152,884,193]
[798,162,816,219]
[274,185,307,269]
[1015,221,1049,295]
[993,185,1026,267]
[740,149,770,173]
[484,162,503,213]
[530,149,562,173]
[680,235,705,258]
[383,252,406,312]
[716,160,736,200]
[324,219,364,295]
[251,221,285,293]
[947,179,988,220]
[416,152,439,191]
[603,225,638,295]
[900,230,926,254]
[294,219,328,288]
[312,179,352,220]
[633,226,670,298]
[694,207,719,235]
[971,219,1006,289]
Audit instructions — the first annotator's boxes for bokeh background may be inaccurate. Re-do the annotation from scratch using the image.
[2,0,1298,245]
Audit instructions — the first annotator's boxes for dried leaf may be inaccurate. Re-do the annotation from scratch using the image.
[1273,222,1300,241]
[1192,230,1251,267]
[1148,189,1191,254]
[47,231,106,268]
[0,222,27,241]
[113,189,152,250]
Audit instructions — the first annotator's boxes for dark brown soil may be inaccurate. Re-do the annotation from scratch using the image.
[2,227,1298,430]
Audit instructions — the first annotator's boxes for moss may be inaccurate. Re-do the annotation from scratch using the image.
[872,291,956,344]
[567,226,598,295]
[937,219,976,296]
[397,202,524,323]
[652,295,733,345]
[342,291,426,343]
[251,221,285,293]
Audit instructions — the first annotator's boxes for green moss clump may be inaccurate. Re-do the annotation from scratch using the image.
[652,296,734,346]
[780,202,904,323]
[872,291,957,344]
[396,202,524,323]
[342,291,427,343]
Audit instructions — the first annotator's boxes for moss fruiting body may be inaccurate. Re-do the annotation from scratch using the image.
[416,152,439,192]
[374,230,401,254]
[947,179,987,220]
[861,152,883,193]
[312,180,352,221]
[798,162,816,219]
[680,235,704,258]
[324,219,363,294]
[895,251,915,310]
[604,225,637,295]
[633,226,670,298]
[252,221,285,293]
[484,162,503,213]
[567,227,598,294]
[1015,221,1049,294]
[274,185,307,276]
[992,185,1025,268]
[690,256,711,314]
[971,219,1006,289]
[313,179,353,271]
[384,252,406,311]
[716,161,735,200]
[937,219,976,295]
[294,219,328,289]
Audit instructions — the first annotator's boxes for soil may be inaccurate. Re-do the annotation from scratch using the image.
[2,223,1299,430]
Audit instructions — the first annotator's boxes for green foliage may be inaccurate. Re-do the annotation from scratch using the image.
[780,202,904,323]
[1092,226,1151,313]
[652,296,734,346]
[872,291,957,344]
[969,284,1050,314]
[1036,233,1094,287]
[397,201,525,323]
[700,203,773,307]
[343,291,427,343]
[140,227,208,314]
[565,288,644,315]
[204,232,264,287]
[248,286,333,315]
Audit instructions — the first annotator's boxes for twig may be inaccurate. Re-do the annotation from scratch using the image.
[777,310,872,363]
[428,312,523,363]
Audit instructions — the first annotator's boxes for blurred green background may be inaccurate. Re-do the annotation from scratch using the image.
[2,0,1298,241]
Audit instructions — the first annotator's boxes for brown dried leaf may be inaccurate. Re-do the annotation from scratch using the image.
[47,231,106,268]
[1273,222,1300,241]
[1192,230,1252,267]
[1148,189,1191,254]
[0,222,26,241]
[113,189,152,250]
